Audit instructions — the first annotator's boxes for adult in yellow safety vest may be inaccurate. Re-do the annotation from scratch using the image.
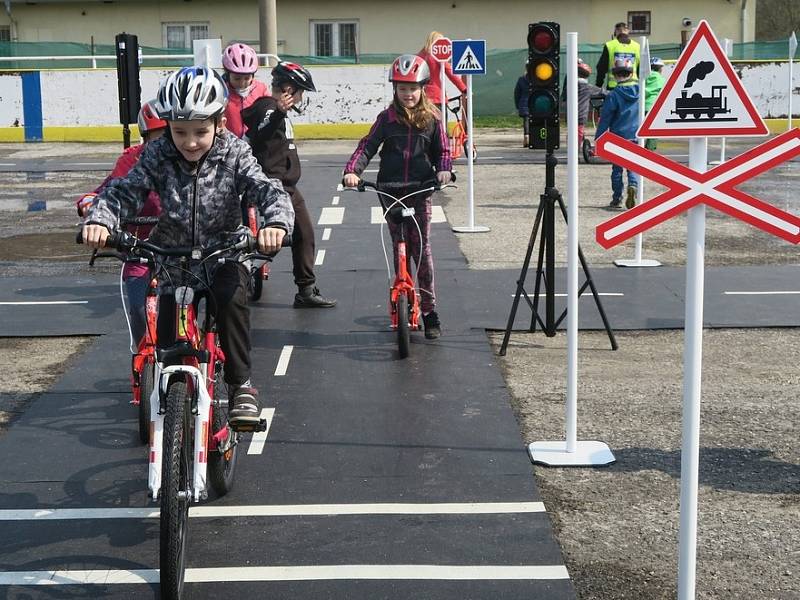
[594,22,640,90]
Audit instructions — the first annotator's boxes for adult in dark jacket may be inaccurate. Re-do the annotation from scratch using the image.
[242,62,336,308]
[513,68,530,147]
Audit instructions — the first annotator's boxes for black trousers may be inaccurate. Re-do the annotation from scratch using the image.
[287,186,316,289]
[157,262,251,386]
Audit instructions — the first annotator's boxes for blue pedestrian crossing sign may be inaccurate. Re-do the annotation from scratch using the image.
[451,39,486,75]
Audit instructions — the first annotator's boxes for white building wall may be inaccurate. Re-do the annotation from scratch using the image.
[0,73,23,127]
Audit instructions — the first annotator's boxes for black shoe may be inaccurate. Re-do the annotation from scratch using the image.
[608,197,622,209]
[422,311,442,340]
[294,286,337,308]
[228,385,261,430]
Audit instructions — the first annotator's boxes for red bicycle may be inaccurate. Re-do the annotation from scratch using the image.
[447,96,477,161]
[346,179,454,358]
[85,227,285,599]
[244,202,271,302]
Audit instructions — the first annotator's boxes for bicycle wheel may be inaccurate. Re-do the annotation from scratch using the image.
[582,138,595,164]
[208,361,238,497]
[160,378,192,600]
[397,294,410,359]
[248,270,263,302]
[137,359,154,445]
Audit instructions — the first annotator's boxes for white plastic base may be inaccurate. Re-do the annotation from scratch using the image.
[614,258,662,268]
[452,225,491,233]
[528,440,616,466]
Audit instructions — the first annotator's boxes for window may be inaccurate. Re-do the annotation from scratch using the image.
[310,20,358,57]
[162,22,210,49]
[0,26,10,42]
[628,11,651,35]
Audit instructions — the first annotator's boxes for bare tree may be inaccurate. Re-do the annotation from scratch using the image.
[756,0,800,40]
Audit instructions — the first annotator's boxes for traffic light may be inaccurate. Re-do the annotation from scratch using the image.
[115,32,141,127]
[527,22,560,150]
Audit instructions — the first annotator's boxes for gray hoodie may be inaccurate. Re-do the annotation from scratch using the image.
[87,129,294,253]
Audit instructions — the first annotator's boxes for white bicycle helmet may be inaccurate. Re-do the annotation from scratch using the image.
[155,65,228,121]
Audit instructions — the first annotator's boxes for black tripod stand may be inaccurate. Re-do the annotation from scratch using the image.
[498,151,617,356]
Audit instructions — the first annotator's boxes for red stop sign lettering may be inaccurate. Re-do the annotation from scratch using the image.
[431,38,452,62]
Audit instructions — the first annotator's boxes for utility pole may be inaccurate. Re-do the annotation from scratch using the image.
[258,0,278,65]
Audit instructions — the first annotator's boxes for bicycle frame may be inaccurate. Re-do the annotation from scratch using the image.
[389,221,421,332]
[148,285,226,503]
[131,275,158,406]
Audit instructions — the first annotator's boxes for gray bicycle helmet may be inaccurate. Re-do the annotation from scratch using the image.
[155,65,229,121]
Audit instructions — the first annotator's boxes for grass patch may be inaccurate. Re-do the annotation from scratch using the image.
[474,115,521,128]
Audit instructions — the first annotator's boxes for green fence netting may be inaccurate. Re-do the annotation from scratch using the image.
[1,40,795,116]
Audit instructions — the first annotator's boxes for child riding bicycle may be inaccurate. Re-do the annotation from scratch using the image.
[82,65,294,430]
[343,54,452,339]
[222,42,270,138]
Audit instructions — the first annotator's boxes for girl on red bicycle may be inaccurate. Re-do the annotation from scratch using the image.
[343,54,452,339]
[81,65,294,430]
[77,99,167,348]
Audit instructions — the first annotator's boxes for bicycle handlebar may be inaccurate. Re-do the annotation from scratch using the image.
[120,216,160,226]
[348,174,456,194]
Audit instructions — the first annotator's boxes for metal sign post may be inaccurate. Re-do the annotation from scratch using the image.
[790,32,797,130]
[430,37,452,132]
[451,39,489,233]
[597,20,800,600]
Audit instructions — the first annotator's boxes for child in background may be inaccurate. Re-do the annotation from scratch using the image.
[513,65,530,147]
[242,61,337,308]
[576,58,603,150]
[644,56,666,151]
[82,66,294,430]
[595,57,640,210]
[77,99,166,348]
[222,42,270,138]
[342,54,452,340]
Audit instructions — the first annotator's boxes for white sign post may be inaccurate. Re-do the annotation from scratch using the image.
[790,31,797,130]
[451,39,489,234]
[601,20,785,600]
[527,32,615,468]
[193,38,222,69]
[614,36,661,268]
[711,38,735,165]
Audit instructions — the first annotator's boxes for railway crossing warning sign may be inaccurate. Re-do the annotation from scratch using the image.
[638,20,768,138]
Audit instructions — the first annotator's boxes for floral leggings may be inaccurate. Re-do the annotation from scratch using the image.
[386,195,436,314]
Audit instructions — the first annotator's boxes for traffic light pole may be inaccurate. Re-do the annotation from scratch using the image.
[498,149,617,356]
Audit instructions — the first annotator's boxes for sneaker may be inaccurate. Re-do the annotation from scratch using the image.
[228,385,261,430]
[422,311,442,340]
[294,285,337,308]
[625,186,637,209]
[608,197,622,209]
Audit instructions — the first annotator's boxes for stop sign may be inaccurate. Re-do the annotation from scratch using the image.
[431,37,452,63]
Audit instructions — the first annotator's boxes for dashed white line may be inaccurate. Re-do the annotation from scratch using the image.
[318,206,345,225]
[509,293,624,298]
[274,345,293,376]
[331,196,339,205]
[0,300,89,305]
[0,564,569,585]
[0,501,546,520]
[315,249,326,265]
[724,290,800,295]
[321,228,331,241]
[247,408,275,455]
[336,183,343,191]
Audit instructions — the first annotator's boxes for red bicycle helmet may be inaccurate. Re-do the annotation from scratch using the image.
[137,99,167,134]
[222,43,259,74]
[389,54,430,85]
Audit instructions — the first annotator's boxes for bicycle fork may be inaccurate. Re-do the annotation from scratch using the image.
[148,363,212,503]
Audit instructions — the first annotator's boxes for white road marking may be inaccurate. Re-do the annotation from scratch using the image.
[331,195,339,205]
[0,563,569,585]
[274,345,293,376]
[0,163,16,166]
[364,168,378,173]
[318,206,345,225]
[64,162,114,167]
[336,183,343,191]
[724,290,800,295]
[315,249,326,265]
[0,300,88,305]
[510,293,624,298]
[371,206,446,224]
[321,227,331,241]
[0,501,546,520]
[247,408,275,455]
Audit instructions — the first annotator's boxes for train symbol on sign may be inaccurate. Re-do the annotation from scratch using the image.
[665,60,736,123]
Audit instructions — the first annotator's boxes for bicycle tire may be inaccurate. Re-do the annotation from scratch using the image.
[137,360,154,445]
[248,271,263,302]
[397,294,410,359]
[160,378,191,600]
[208,360,238,497]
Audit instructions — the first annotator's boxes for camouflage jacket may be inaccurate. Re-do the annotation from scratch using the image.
[87,130,294,252]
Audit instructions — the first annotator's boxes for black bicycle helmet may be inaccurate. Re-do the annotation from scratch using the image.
[271,61,317,92]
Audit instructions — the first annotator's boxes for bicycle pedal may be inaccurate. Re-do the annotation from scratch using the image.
[230,418,267,433]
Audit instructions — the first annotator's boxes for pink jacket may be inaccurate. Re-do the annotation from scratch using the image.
[76,144,161,279]
[224,79,270,138]
[418,49,467,105]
